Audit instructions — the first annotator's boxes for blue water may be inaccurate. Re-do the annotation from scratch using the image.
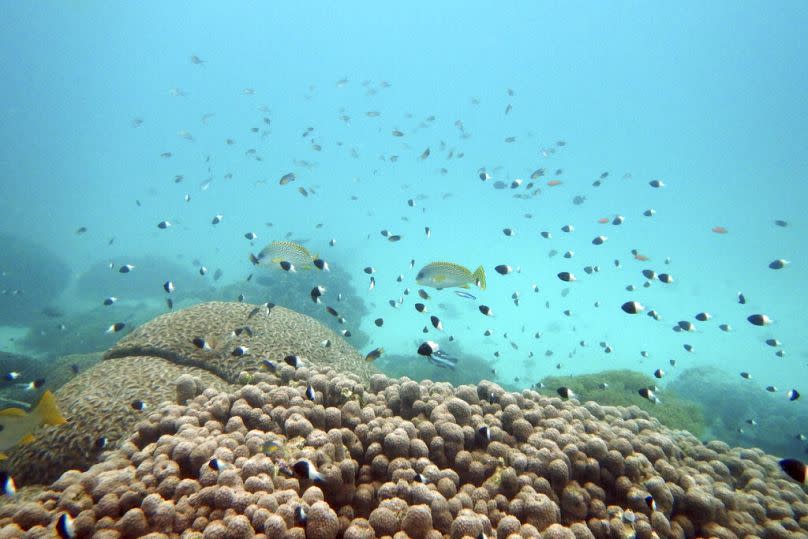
[1,2,807,400]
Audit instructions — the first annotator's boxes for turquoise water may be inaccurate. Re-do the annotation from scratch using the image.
[1,3,806,423]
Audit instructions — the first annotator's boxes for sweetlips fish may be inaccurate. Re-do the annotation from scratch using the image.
[252,241,316,271]
[416,262,486,290]
[0,390,67,459]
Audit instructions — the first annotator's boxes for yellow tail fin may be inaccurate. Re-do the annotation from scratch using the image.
[19,433,36,444]
[473,266,487,290]
[34,390,67,426]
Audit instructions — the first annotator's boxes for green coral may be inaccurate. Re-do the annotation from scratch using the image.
[539,369,706,437]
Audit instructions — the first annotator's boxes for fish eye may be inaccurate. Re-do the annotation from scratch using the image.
[416,272,424,279]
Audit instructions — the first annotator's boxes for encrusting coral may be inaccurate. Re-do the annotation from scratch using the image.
[1,360,806,538]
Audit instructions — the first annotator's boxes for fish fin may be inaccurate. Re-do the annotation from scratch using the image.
[473,265,487,290]
[0,407,27,417]
[34,390,67,426]
[460,284,469,289]
[434,275,446,283]
[0,452,6,460]
[20,433,35,444]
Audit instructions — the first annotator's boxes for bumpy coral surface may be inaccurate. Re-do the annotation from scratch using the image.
[3,302,377,488]
[104,301,377,384]
[2,357,234,486]
[1,364,805,538]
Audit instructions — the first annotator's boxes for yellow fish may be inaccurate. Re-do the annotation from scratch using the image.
[262,439,282,454]
[254,241,316,270]
[416,262,486,290]
[0,390,67,459]
[364,347,384,362]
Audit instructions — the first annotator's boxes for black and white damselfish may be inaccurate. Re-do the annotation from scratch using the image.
[780,458,807,483]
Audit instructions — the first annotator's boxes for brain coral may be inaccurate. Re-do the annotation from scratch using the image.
[1,356,234,486]
[104,301,377,384]
[0,366,806,538]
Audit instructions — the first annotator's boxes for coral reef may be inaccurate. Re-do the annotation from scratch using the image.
[3,305,804,538]
[540,370,707,437]
[0,234,71,325]
[1,366,806,538]
[47,352,104,389]
[670,365,808,457]
[4,302,376,487]
[104,301,377,385]
[2,356,235,486]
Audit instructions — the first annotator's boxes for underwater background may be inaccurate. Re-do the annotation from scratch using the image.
[1,1,807,458]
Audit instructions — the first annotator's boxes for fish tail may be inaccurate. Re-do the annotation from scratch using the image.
[473,266,487,290]
[34,390,67,426]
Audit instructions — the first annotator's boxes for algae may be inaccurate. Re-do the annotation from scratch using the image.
[540,369,706,437]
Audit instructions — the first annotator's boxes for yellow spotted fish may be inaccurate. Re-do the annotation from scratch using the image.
[0,390,67,459]
[416,262,486,290]
[254,241,316,270]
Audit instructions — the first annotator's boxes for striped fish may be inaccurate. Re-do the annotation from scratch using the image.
[254,241,315,270]
[416,262,486,290]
